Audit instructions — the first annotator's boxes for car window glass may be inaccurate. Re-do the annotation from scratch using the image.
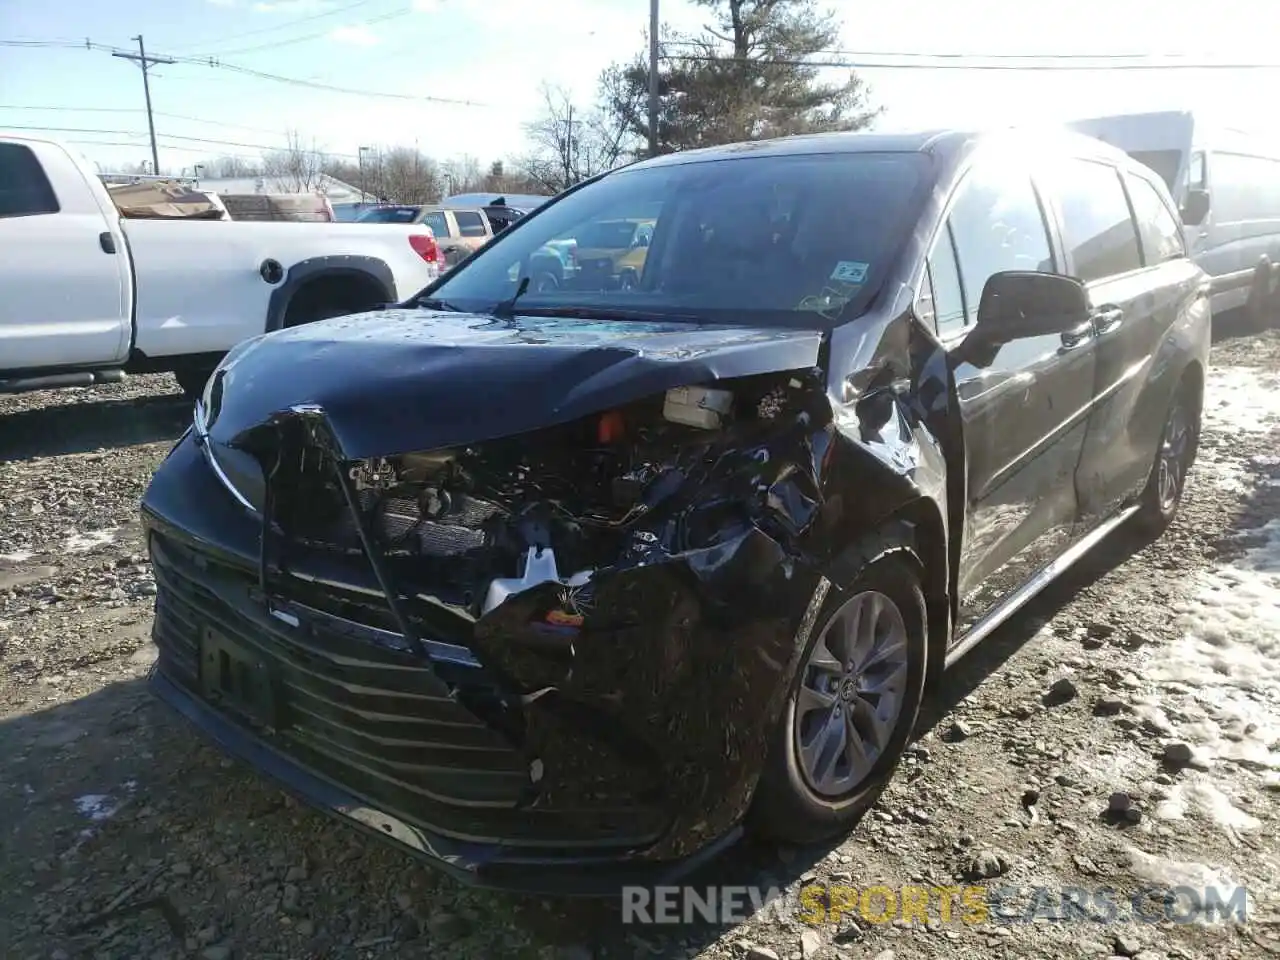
[454,211,488,237]
[0,143,60,218]
[357,206,420,223]
[1189,152,1206,189]
[429,152,929,327]
[946,162,1054,325]
[1125,173,1185,263]
[419,211,450,237]
[1051,159,1142,282]
[921,223,967,337]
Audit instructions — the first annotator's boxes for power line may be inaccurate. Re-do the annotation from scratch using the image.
[189,7,413,58]
[0,38,490,106]
[664,52,1280,70]
[0,105,290,137]
[163,0,382,52]
[5,125,362,160]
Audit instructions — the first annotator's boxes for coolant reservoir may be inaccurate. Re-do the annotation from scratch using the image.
[663,385,733,429]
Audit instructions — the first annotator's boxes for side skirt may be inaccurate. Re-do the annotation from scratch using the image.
[944,504,1140,669]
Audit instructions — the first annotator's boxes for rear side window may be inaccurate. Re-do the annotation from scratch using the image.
[420,211,450,238]
[0,143,60,218]
[1125,173,1185,264]
[454,210,488,237]
[1051,159,1142,282]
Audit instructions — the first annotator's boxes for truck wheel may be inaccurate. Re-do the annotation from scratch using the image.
[174,366,214,400]
[749,537,929,845]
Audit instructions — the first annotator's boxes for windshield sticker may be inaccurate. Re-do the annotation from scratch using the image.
[830,261,870,284]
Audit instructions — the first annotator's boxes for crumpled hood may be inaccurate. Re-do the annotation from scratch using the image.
[205,308,825,458]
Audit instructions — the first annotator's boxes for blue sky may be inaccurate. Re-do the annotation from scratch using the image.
[2,0,1278,176]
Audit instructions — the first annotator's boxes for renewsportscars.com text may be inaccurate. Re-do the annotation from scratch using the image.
[621,884,1249,926]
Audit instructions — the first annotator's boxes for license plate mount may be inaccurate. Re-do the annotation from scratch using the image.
[199,626,281,732]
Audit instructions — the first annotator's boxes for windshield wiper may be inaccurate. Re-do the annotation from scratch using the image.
[491,276,530,320]
[414,297,463,312]
[510,304,701,322]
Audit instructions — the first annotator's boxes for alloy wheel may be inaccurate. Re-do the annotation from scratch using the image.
[793,589,911,798]
[1157,396,1192,513]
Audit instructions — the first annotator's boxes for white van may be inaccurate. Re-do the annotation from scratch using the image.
[1067,110,1280,329]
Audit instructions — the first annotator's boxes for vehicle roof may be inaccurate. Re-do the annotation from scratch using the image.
[622,125,1136,173]
[440,193,553,211]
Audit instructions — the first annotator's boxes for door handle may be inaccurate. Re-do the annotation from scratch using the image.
[99,231,117,254]
[1059,318,1094,350]
[1091,306,1124,335]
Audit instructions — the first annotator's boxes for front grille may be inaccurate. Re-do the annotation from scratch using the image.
[150,533,662,847]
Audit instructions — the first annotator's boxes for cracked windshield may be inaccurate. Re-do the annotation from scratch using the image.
[3,1,1280,960]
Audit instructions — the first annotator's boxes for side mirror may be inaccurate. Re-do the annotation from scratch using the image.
[974,271,1090,343]
[1181,188,1210,226]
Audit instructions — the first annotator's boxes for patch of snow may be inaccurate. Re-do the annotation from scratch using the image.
[1125,847,1246,919]
[1202,366,1280,433]
[0,550,34,563]
[74,794,121,822]
[1142,518,1280,770]
[63,528,117,554]
[1149,777,1261,832]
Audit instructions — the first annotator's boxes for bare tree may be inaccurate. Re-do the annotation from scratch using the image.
[207,155,262,178]
[378,147,444,204]
[261,130,326,193]
[516,83,632,194]
[441,155,485,196]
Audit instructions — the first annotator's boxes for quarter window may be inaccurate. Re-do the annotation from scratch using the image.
[0,143,60,218]
[1125,173,1185,264]
[1051,159,1143,282]
[454,210,488,237]
[945,162,1054,326]
[921,223,967,336]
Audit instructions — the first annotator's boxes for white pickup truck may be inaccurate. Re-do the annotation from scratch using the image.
[0,134,444,397]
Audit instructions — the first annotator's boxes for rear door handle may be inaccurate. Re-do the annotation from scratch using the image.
[99,231,117,254]
[1091,306,1124,335]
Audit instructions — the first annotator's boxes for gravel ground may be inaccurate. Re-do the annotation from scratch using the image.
[2,328,1279,960]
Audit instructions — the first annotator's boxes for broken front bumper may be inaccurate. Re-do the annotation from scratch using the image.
[141,432,820,892]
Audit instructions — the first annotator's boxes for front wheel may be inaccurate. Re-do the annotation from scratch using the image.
[750,542,929,845]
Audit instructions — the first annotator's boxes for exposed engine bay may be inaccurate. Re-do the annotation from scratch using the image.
[267,370,830,625]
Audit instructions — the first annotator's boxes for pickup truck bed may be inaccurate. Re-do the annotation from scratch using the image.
[0,134,445,396]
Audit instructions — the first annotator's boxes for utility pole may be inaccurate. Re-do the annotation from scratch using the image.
[113,36,173,177]
[648,0,660,157]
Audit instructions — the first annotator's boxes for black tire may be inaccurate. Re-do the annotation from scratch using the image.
[749,539,929,845]
[1134,373,1201,535]
[174,365,215,400]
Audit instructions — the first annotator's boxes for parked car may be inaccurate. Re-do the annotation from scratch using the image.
[1068,110,1280,330]
[141,126,1208,893]
[440,192,554,232]
[0,134,444,397]
[356,204,496,269]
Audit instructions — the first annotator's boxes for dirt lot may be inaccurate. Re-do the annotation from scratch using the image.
[2,327,1279,960]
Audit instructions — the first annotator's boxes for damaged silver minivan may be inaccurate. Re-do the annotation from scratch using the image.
[142,127,1208,892]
